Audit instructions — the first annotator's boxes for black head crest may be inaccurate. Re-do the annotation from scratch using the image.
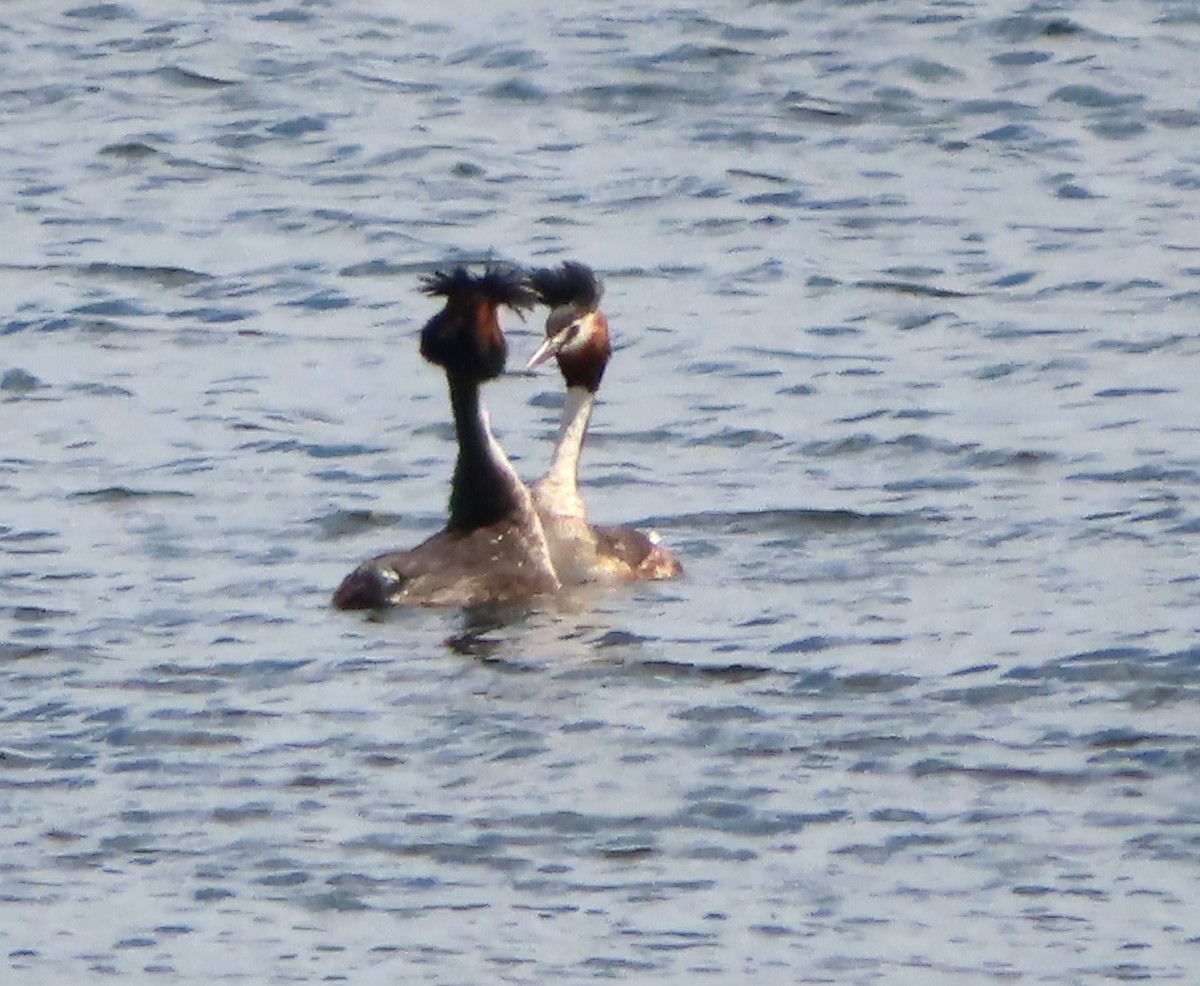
[528,260,603,312]
[420,264,535,380]
[420,264,537,313]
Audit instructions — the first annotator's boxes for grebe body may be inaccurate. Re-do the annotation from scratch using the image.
[526,261,682,584]
[333,266,560,609]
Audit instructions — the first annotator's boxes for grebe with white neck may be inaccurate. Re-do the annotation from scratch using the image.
[526,260,682,584]
[332,266,560,609]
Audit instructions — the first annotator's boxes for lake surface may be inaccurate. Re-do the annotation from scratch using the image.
[3,1,1200,982]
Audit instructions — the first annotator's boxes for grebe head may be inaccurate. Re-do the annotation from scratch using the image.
[419,265,537,381]
[525,261,612,392]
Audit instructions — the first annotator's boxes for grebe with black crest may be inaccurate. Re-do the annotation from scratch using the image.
[525,260,682,584]
[333,265,560,609]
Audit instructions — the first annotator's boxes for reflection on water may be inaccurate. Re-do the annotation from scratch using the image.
[3,0,1200,982]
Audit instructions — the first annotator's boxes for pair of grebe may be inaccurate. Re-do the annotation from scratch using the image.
[332,262,681,610]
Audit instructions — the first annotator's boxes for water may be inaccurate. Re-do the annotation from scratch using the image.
[3,0,1200,981]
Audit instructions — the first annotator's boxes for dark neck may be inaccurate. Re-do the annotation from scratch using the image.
[445,373,523,532]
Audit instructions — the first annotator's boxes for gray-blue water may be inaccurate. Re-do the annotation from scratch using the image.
[4,1,1200,982]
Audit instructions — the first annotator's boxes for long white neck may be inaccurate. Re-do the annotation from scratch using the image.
[532,385,603,583]
[536,386,593,517]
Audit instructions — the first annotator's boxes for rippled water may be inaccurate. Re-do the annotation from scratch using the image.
[4,1,1200,982]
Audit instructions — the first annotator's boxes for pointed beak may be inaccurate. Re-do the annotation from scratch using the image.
[524,326,571,371]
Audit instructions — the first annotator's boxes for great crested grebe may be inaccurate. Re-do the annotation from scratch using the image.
[525,260,682,584]
[332,265,561,609]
